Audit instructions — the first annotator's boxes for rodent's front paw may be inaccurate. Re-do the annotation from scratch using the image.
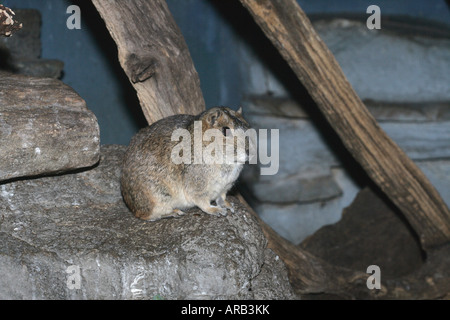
[216,196,234,214]
[213,205,229,217]
[218,206,229,216]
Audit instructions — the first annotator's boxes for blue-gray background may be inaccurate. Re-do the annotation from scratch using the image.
[2,0,450,145]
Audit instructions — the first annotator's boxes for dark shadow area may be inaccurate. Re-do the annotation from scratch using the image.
[0,47,15,72]
[301,185,426,281]
[0,159,100,187]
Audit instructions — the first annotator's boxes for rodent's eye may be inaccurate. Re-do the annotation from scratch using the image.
[222,126,232,137]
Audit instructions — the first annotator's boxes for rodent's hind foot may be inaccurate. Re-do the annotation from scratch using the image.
[135,206,185,221]
[135,210,153,221]
[197,203,228,217]
[145,210,185,221]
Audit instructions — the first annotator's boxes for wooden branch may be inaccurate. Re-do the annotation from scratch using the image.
[239,0,450,250]
[0,5,22,37]
[91,0,205,124]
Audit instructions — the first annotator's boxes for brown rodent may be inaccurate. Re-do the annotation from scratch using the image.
[120,107,253,221]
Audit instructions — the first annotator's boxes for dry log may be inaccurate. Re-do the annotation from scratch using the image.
[91,0,205,124]
[239,0,450,250]
[0,5,22,37]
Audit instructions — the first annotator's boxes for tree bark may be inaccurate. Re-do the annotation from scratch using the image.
[91,0,205,124]
[239,0,450,250]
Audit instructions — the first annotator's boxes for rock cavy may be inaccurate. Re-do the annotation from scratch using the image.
[120,107,254,221]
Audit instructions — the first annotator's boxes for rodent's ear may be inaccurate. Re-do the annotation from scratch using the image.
[204,109,223,126]
[236,107,243,115]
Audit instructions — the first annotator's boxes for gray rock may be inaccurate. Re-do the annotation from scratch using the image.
[242,101,339,180]
[379,121,450,160]
[365,100,450,122]
[245,172,342,204]
[254,199,343,246]
[237,16,450,245]
[249,160,450,245]
[0,145,296,300]
[0,72,100,182]
[237,16,450,103]
[250,249,296,300]
[251,167,361,245]
[416,160,450,209]
[314,18,450,103]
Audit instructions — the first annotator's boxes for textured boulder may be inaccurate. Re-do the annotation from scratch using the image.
[0,72,100,182]
[313,17,450,103]
[0,145,296,300]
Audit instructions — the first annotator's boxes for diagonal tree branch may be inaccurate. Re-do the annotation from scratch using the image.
[239,0,450,250]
